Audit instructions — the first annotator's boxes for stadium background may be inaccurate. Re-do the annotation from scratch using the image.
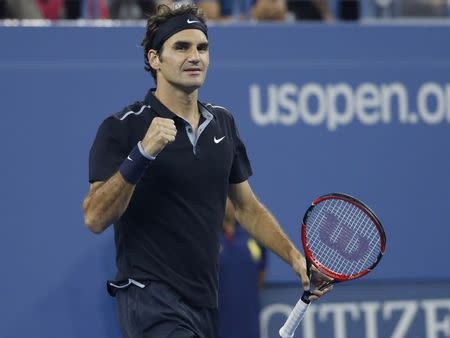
[1,21,449,338]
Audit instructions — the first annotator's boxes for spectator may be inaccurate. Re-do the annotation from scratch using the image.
[396,0,447,17]
[338,0,359,21]
[218,198,267,338]
[287,0,332,20]
[252,0,288,21]
[3,0,43,19]
[107,0,220,21]
[36,0,65,20]
[367,0,447,18]
[65,0,82,19]
[109,0,154,19]
[157,0,220,20]
[82,0,109,19]
[0,0,7,18]
[196,0,220,20]
[218,0,254,19]
[286,0,360,21]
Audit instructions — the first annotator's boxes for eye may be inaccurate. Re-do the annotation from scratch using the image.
[173,43,189,51]
[198,44,209,52]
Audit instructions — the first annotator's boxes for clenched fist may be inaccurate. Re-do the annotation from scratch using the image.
[141,117,177,157]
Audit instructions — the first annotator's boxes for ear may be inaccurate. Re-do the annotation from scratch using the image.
[148,49,160,71]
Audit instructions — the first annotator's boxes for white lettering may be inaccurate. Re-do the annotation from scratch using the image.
[249,82,450,130]
[447,84,450,122]
[360,302,380,338]
[278,83,299,125]
[261,298,450,338]
[326,83,354,131]
[249,84,277,125]
[418,83,446,124]
[355,83,381,125]
[383,301,418,338]
[422,299,450,338]
[319,303,360,338]
[299,83,327,126]
[381,83,409,123]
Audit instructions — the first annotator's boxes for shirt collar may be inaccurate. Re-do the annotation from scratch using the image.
[144,88,177,119]
[144,88,215,121]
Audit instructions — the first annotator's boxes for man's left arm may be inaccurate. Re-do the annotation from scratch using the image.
[228,181,332,300]
[228,181,310,288]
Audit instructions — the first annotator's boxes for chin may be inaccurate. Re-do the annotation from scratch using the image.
[180,80,204,92]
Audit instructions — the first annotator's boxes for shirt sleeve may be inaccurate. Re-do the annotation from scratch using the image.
[228,114,253,184]
[89,116,128,183]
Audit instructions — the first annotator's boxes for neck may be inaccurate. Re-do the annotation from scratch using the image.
[154,82,199,121]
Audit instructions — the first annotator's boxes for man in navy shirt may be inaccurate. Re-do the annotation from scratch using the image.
[219,198,267,338]
[83,4,332,338]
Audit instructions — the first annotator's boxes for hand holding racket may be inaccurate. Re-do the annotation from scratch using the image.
[279,193,386,338]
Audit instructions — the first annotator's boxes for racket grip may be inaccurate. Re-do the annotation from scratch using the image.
[279,291,311,338]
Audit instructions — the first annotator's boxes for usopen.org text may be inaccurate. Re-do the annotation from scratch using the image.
[250,82,450,131]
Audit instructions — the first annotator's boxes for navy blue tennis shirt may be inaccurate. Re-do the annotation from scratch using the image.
[219,226,267,338]
[89,89,252,308]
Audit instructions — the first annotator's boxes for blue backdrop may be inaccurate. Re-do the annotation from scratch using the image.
[0,23,449,338]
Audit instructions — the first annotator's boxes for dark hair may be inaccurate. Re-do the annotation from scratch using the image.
[141,4,207,81]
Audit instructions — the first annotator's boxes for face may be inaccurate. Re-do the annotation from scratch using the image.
[151,29,209,92]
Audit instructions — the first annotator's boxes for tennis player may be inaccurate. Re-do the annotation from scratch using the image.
[82,4,332,338]
[219,198,267,338]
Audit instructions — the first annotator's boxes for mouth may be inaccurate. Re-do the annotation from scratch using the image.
[184,68,202,75]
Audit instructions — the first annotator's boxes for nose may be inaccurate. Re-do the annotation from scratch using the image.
[187,48,200,62]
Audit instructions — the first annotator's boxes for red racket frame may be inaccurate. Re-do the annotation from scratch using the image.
[301,193,386,282]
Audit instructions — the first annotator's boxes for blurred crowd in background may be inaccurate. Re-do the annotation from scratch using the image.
[0,0,448,22]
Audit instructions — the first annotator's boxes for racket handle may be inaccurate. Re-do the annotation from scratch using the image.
[279,291,311,338]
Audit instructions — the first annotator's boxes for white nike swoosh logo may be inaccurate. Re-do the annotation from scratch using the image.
[214,136,225,144]
[187,19,199,24]
[127,156,133,161]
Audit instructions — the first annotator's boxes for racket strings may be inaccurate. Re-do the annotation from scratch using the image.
[324,200,379,274]
[306,199,381,276]
[333,202,377,273]
[323,200,378,273]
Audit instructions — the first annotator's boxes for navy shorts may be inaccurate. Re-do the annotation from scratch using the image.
[116,281,218,338]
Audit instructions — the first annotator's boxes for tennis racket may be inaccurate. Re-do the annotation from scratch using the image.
[279,193,386,338]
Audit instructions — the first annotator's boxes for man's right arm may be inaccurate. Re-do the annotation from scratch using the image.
[82,173,135,234]
[83,116,177,234]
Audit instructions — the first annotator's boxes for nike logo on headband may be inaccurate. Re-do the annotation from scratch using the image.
[187,19,199,24]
